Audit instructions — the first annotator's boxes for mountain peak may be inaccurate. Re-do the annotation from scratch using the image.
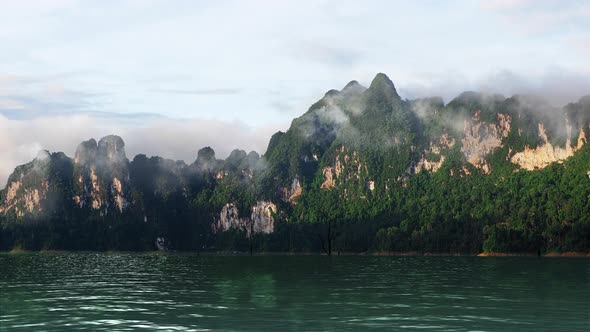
[341,80,366,94]
[370,73,395,88]
[197,146,216,162]
[323,89,340,98]
[343,80,360,90]
[97,135,125,157]
[368,73,400,100]
[35,149,50,162]
[75,138,98,165]
[98,135,124,149]
[195,146,217,171]
[97,135,128,169]
[578,95,590,105]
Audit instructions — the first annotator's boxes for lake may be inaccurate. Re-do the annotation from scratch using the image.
[0,253,588,331]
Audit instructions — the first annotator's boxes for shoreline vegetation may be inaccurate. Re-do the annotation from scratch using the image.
[3,249,589,257]
[1,76,589,255]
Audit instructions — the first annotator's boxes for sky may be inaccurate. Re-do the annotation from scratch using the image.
[1,0,589,187]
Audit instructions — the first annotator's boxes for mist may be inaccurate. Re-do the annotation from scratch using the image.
[0,114,286,189]
[2,68,589,189]
[398,68,590,107]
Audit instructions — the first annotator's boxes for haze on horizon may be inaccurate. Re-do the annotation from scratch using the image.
[1,0,589,188]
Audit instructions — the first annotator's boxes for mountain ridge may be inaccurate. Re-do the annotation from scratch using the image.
[1,73,589,254]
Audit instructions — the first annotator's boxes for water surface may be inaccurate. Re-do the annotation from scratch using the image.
[0,253,588,331]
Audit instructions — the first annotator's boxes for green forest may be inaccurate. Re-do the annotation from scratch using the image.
[1,74,589,255]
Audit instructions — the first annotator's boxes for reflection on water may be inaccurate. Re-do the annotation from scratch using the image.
[0,254,588,331]
[217,273,276,308]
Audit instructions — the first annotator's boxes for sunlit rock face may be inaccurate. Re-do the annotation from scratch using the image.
[461,112,511,174]
[511,124,587,170]
[72,135,129,213]
[1,73,588,252]
[215,203,245,232]
[280,177,302,204]
[321,146,367,189]
[251,201,277,234]
[213,201,277,237]
[0,175,49,217]
[0,151,71,217]
[412,131,456,174]
[72,139,99,209]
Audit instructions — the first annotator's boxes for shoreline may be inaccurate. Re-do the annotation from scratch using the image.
[2,250,589,257]
[478,252,590,257]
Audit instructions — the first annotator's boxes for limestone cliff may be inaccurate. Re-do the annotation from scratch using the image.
[0,174,49,217]
[1,74,589,253]
[213,201,277,237]
[280,177,302,204]
[251,201,277,234]
[511,124,587,170]
[413,131,456,174]
[72,135,129,213]
[321,146,368,189]
[0,150,71,217]
[214,203,249,233]
[461,112,511,173]
[0,135,130,218]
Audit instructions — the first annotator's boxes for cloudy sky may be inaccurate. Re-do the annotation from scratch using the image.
[1,0,589,187]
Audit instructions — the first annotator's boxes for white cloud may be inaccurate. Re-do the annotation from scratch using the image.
[398,68,590,106]
[0,114,286,188]
[480,0,536,11]
[480,0,590,36]
[1,0,589,188]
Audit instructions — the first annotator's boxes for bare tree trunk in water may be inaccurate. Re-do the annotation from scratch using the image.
[318,234,328,255]
[249,222,254,256]
[327,220,332,256]
[318,220,333,256]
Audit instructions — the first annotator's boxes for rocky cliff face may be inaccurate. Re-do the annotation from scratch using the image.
[213,201,277,237]
[251,201,278,234]
[321,147,369,189]
[214,203,249,233]
[72,135,129,213]
[72,139,100,209]
[0,150,72,217]
[0,135,130,218]
[0,172,49,217]
[461,112,511,173]
[1,73,588,246]
[412,131,456,174]
[280,177,302,204]
[511,124,588,170]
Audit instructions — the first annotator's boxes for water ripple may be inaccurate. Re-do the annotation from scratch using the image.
[1,254,588,331]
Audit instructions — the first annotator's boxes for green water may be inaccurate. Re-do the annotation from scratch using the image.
[0,254,588,331]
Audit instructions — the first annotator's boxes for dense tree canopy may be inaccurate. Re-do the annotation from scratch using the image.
[1,74,589,254]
